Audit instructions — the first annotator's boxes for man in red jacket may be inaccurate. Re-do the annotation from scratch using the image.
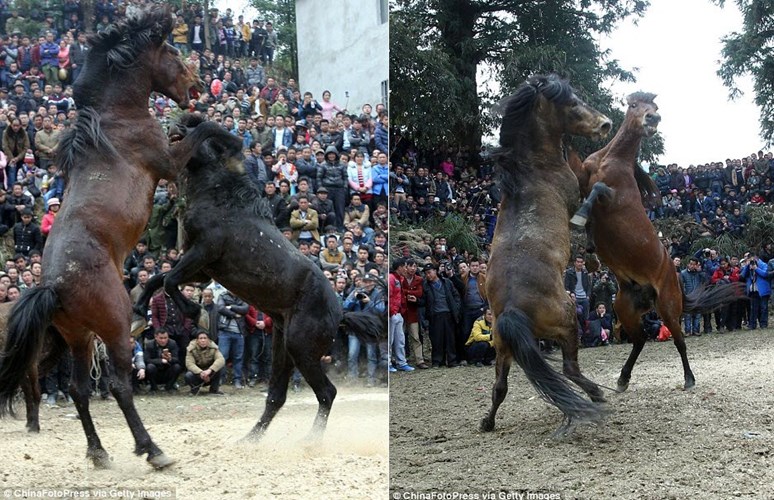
[244,305,273,386]
[389,258,414,372]
[402,259,429,368]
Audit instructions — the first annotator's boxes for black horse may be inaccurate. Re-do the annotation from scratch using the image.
[135,115,382,439]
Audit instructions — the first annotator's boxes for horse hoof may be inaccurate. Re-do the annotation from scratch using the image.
[130,316,146,335]
[88,449,112,469]
[570,214,587,227]
[479,417,495,432]
[148,453,176,469]
[684,379,696,390]
[26,424,40,433]
[616,379,629,393]
[584,257,600,275]
[241,430,263,443]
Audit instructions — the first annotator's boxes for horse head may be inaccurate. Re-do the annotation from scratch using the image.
[188,122,245,174]
[626,92,660,138]
[499,75,612,148]
[87,5,202,105]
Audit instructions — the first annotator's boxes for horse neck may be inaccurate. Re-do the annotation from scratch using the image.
[76,67,153,115]
[604,117,643,163]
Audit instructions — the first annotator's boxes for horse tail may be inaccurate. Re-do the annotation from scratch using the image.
[341,311,384,344]
[497,308,603,422]
[0,286,59,417]
[683,282,746,314]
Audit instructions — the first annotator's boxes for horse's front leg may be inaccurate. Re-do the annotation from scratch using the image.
[570,181,612,228]
[132,272,167,317]
[162,246,214,322]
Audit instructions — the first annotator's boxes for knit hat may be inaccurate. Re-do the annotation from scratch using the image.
[47,198,60,208]
[24,150,35,164]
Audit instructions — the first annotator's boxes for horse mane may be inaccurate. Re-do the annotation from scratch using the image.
[56,107,118,179]
[493,74,575,197]
[634,162,661,209]
[88,6,173,70]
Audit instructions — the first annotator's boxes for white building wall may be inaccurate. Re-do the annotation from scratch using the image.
[295,0,388,116]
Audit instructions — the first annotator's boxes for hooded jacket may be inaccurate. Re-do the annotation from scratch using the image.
[316,146,347,189]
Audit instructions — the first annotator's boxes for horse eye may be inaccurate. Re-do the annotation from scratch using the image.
[631,103,638,108]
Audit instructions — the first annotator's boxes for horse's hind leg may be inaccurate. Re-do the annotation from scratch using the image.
[103,330,174,468]
[66,334,112,469]
[559,330,605,403]
[246,327,293,440]
[22,367,41,433]
[285,322,337,438]
[614,289,647,392]
[656,289,695,389]
[480,350,512,432]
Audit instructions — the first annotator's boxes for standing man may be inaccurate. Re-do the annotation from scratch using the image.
[217,288,248,389]
[402,259,429,368]
[422,263,461,368]
[564,255,591,323]
[343,273,386,386]
[453,259,487,362]
[388,258,413,373]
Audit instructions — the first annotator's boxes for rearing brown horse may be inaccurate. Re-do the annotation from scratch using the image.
[570,93,742,392]
[0,7,218,469]
[481,75,612,435]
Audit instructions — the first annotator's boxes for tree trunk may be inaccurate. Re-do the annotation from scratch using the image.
[437,0,483,152]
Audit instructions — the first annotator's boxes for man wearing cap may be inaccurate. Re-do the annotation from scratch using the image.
[13,207,41,256]
[422,262,461,367]
[343,272,386,385]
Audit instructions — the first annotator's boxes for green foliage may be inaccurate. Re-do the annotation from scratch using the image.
[715,0,774,146]
[396,213,481,258]
[390,0,655,156]
[742,205,774,250]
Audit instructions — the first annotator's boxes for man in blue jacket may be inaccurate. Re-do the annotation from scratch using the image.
[740,255,770,330]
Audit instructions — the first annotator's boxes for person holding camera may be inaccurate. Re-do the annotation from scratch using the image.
[216,288,249,389]
[343,272,387,385]
[740,254,770,330]
[680,257,706,336]
[591,271,618,320]
[144,328,183,393]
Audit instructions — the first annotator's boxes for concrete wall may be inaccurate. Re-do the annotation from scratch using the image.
[295,0,388,116]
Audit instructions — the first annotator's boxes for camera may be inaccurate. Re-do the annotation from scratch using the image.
[355,290,367,301]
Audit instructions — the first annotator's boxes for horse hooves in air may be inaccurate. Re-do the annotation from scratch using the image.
[569,214,588,228]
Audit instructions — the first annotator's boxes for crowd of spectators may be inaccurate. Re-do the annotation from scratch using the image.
[0,2,390,402]
[388,146,774,365]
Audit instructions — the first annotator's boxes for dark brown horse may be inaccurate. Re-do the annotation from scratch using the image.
[134,115,382,439]
[570,93,743,392]
[480,75,612,435]
[0,7,218,469]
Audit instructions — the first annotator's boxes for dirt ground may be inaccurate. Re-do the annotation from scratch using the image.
[0,384,388,499]
[390,329,774,499]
